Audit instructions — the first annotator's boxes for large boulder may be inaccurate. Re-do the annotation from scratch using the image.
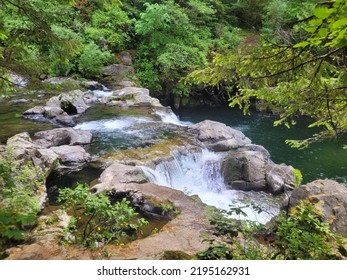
[102,64,136,89]
[289,179,347,237]
[222,150,267,191]
[189,120,251,150]
[33,128,92,148]
[108,87,162,107]
[6,130,91,175]
[221,146,295,193]
[266,164,295,194]
[23,90,89,126]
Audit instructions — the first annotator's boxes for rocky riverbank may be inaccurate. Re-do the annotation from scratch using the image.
[1,78,346,260]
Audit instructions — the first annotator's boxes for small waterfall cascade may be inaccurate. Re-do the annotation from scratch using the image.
[155,110,192,126]
[142,148,281,223]
[92,85,113,97]
[74,116,152,132]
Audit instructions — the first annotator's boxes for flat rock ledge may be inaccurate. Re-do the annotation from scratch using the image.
[6,162,213,260]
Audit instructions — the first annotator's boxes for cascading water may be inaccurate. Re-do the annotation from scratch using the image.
[92,85,113,97]
[142,148,281,224]
[155,110,192,126]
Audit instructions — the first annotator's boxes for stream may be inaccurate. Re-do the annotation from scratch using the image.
[175,106,347,184]
[1,90,346,224]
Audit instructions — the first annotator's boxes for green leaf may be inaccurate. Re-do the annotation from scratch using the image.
[318,28,328,38]
[332,18,347,29]
[294,41,310,48]
[312,7,334,20]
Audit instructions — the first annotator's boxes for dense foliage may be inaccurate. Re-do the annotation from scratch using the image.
[58,183,148,248]
[0,150,43,252]
[198,202,347,260]
[188,0,347,147]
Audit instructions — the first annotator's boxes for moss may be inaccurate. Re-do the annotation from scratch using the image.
[160,250,194,260]
[104,137,189,164]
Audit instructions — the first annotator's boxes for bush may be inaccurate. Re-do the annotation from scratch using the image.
[0,151,43,249]
[274,202,346,260]
[77,43,111,77]
[58,184,148,248]
[198,205,268,260]
[198,202,346,260]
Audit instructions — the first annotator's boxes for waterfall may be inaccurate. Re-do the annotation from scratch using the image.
[142,148,281,224]
[155,110,192,126]
[74,116,152,132]
[92,85,112,97]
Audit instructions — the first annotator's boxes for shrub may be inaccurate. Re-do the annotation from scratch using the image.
[198,205,268,260]
[58,184,148,248]
[274,202,346,260]
[77,43,111,77]
[198,202,346,260]
[0,151,43,250]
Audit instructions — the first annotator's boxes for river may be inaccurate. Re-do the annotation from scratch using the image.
[174,106,347,184]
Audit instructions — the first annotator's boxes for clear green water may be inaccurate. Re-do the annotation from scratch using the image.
[0,103,53,143]
[174,106,347,184]
[1,98,345,184]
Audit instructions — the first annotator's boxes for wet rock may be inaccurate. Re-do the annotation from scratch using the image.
[289,179,347,237]
[23,90,90,126]
[84,80,104,90]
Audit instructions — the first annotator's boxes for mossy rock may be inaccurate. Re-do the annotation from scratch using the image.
[160,250,194,260]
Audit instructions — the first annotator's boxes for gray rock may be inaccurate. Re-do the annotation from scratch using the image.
[222,150,267,191]
[23,106,45,115]
[34,128,92,148]
[9,72,28,88]
[189,120,251,147]
[289,179,347,237]
[103,64,136,89]
[43,106,65,118]
[50,145,91,165]
[54,113,76,126]
[103,64,135,77]
[84,80,103,90]
[23,90,89,125]
[43,77,81,87]
[118,51,133,66]
[266,164,295,194]
[110,87,162,107]
[57,90,90,114]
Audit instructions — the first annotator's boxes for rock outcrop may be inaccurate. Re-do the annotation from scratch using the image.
[23,90,90,126]
[186,120,295,194]
[4,130,92,208]
[102,64,136,89]
[289,179,347,237]
[108,87,162,107]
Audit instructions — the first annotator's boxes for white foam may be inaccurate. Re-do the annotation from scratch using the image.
[141,149,280,224]
[92,90,113,97]
[75,116,152,131]
[155,110,192,126]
